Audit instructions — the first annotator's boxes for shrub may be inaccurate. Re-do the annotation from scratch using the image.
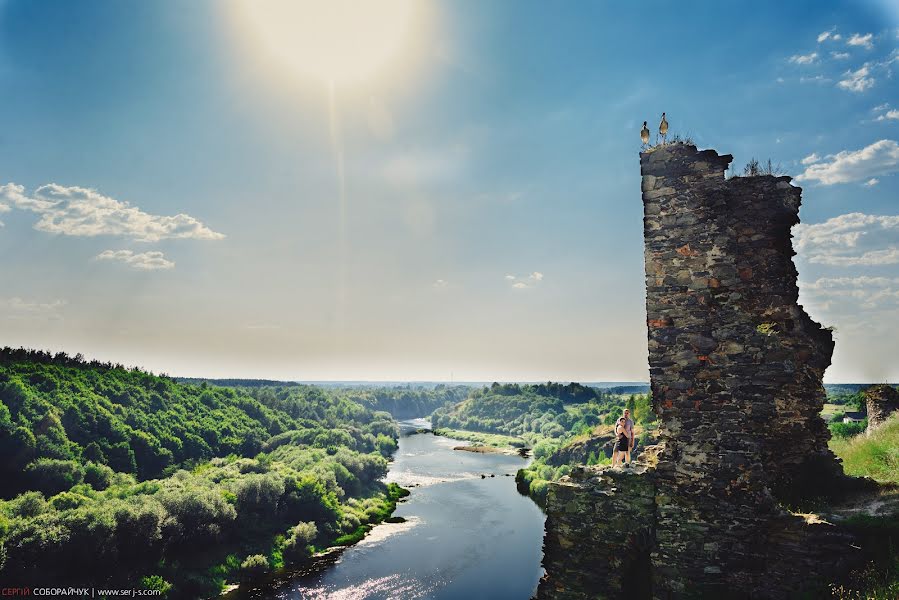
[139,575,171,596]
[83,462,115,490]
[239,554,269,581]
[233,473,284,515]
[533,441,557,460]
[282,521,317,564]
[8,491,48,518]
[24,459,84,496]
[49,491,89,511]
[529,479,549,501]
[741,158,783,177]
[829,420,867,439]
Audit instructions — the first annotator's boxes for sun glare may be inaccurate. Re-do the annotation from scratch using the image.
[238,0,420,85]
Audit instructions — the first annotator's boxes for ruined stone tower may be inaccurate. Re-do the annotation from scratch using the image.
[865,384,899,433]
[537,144,858,600]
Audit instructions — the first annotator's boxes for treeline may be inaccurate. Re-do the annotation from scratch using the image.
[0,350,395,494]
[0,348,405,597]
[341,384,470,419]
[432,382,652,441]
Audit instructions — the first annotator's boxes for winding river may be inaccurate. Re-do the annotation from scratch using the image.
[267,418,546,599]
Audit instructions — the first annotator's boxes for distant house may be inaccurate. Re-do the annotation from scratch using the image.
[842,411,866,424]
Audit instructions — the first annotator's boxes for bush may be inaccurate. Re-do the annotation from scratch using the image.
[24,459,83,496]
[233,473,284,516]
[8,491,48,518]
[49,491,89,511]
[830,420,867,439]
[139,575,171,596]
[282,521,317,564]
[533,441,557,460]
[83,462,115,490]
[239,554,269,581]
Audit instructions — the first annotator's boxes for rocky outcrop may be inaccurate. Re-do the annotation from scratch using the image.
[539,466,656,600]
[865,384,899,433]
[537,144,860,600]
[546,431,658,467]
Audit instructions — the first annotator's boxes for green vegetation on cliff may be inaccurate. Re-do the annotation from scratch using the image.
[0,348,405,598]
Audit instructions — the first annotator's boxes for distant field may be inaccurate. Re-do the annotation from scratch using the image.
[820,403,847,421]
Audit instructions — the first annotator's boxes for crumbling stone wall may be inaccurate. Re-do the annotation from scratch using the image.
[866,384,899,433]
[539,466,656,600]
[537,144,856,600]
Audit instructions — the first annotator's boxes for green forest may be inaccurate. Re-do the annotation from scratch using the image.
[0,348,419,598]
[430,382,656,501]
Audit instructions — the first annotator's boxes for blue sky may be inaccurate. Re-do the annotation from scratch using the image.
[0,0,897,382]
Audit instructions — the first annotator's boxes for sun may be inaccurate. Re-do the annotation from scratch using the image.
[237,0,420,86]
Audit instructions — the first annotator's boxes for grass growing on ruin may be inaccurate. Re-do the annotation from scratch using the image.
[830,415,899,485]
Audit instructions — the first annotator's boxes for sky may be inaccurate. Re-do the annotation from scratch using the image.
[0,0,897,383]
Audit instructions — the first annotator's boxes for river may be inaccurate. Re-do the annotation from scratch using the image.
[264,418,546,599]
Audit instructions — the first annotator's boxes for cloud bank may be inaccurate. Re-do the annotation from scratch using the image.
[0,183,225,242]
[796,140,899,184]
[794,212,899,266]
[95,250,175,270]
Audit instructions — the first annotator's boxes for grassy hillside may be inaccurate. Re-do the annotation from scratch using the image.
[831,414,899,485]
[431,382,650,443]
[0,348,403,598]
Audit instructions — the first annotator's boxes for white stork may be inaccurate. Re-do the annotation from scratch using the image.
[658,112,669,145]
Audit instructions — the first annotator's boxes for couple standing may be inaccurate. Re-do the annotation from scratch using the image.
[612,408,635,467]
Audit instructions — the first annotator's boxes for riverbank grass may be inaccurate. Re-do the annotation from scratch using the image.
[433,427,527,449]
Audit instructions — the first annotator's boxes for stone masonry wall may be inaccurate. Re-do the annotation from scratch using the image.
[866,384,899,433]
[537,144,856,600]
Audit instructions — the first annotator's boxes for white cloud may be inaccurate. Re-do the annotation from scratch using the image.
[793,213,899,266]
[863,178,880,186]
[802,276,899,311]
[796,139,899,184]
[800,74,831,84]
[837,65,875,92]
[874,103,891,112]
[831,51,850,60]
[506,271,544,289]
[432,279,448,288]
[817,28,839,43]
[876,110,899,121]
[2,297,67,320]
[801,153,821,165]
[789,52,818,65]
[847,33,874,49]
[0,183,225,242]
[95,249,175,270]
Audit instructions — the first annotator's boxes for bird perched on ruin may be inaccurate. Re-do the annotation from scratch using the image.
[658,112,669,145]
[640,121,650,150]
